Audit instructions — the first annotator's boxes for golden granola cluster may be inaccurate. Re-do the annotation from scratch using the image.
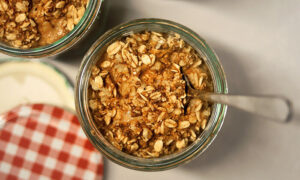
[0,0,88,48]
[88,31,213,158]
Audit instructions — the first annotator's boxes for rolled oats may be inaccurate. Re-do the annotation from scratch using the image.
[176,139,186,149]
[141,54,151,65]
[0,0,88,48]
[164,119,177,128]
[88,31,213,158]
[178,121,191,129]
[90,76,103,91]
[138,44,146,54]
[142,128,152,142]
[15,13,26,23]
[107,41,122,56]
[190,130,197,141]
[55,1,66,9]
[104,115,111,125]
[201,119,208,130]
[154,140,163,152]
[101,61,111,68]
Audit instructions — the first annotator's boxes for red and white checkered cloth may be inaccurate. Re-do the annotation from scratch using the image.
[0,104,103,180]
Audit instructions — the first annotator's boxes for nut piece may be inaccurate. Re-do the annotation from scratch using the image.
[154,140,163,152]
[91,66,100,76]
[149,54,156,64]
[6,34,16,40]
[89,100,98,110]
[101,61,111,68]
[67,19,74,31]
[91,76,103,90]
[176,139,186,149]
[142,128,152,142]
[141,54,151,65]
[104,115,111,125]
[131,143,139,151]
[138,45,146,54]
[77,7,85,20]
[15,13,26,23]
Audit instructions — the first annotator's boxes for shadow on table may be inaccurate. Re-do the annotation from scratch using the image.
[181,39,256,171]
[104,0,136,30]
[102,157,109,180]
[290,112,300,126]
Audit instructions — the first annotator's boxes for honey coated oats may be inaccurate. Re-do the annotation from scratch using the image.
[0,0,88,48]
[88,31,214,158]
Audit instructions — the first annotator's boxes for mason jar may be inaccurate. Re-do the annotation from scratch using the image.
[0,0,106,58]
[75,18,228,171]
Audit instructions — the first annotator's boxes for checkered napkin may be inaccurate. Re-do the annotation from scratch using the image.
[0,104,103,180]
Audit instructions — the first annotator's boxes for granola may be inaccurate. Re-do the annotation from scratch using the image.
[88,31,213,158]
[0,0,88,49]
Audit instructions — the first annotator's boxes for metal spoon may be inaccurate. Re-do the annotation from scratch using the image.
[183,75,292,123]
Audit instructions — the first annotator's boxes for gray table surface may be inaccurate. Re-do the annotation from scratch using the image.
[2,0,300,179]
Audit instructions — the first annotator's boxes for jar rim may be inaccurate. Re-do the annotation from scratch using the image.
[75,18,228,171]
[0,0,103,58]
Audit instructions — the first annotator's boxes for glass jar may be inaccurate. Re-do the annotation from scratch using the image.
[75,18,228,171]
[0,0,105,58]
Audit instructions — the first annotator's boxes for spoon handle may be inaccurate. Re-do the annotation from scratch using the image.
[199,93,292,123]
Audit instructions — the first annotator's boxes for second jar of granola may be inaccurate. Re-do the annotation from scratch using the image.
[0,0,106,58]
